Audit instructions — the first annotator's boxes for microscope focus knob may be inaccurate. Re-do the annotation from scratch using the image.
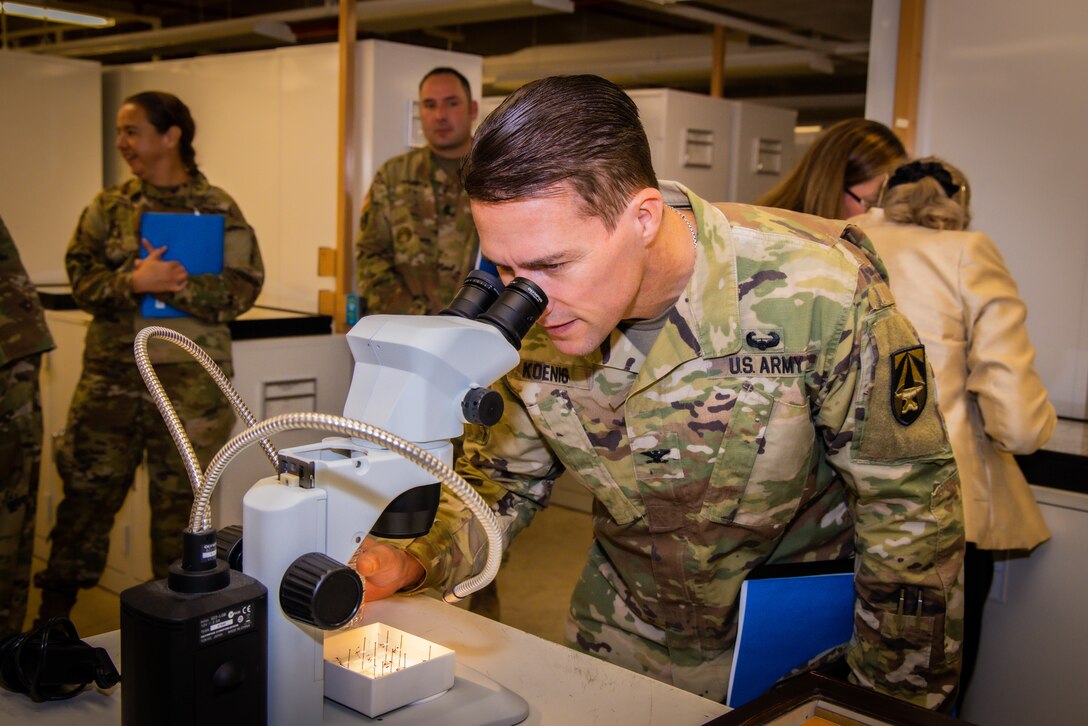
[279,552,363,630]
[216,524,244,571]
[462,386,504,426]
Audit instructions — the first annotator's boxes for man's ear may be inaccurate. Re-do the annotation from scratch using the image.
[470,99,479,123]
[629,187,664,247]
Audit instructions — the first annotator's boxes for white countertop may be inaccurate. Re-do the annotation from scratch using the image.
[0,594,729,726]
[1044,417,1088,457]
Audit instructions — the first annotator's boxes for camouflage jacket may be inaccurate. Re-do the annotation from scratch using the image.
[66,173,263,365]
[0,215,54,368]
[404,183,964,708]
[355,147,478,315]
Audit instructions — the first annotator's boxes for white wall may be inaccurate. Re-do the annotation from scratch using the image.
[103,45,338,313]
[0,52,102,283]
[907,1,1088,418]
[102,40,482,312]
[864,0,900,125]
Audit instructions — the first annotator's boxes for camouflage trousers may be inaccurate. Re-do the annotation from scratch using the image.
[563,539,737,702]
[0,355,44,636]
[35,359,235,590]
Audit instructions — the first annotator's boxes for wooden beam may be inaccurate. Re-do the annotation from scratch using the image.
[710,25,726,98]
[331,0,358,331]
[892,0,925,155]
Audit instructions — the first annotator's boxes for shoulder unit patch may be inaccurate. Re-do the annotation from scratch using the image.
[891,345,928,426]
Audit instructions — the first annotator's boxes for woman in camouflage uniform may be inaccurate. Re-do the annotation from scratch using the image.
[34,91,264,623]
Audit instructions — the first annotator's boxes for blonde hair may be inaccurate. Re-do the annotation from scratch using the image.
[757,118,906,219]
[882,157,972,231]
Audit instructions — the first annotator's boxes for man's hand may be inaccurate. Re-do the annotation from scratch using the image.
[133,238,189,294]
[354,537,425,602]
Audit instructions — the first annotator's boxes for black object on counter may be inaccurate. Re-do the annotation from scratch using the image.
[37,286,333,340]
[0,617,120,702]
[120,529,268,725]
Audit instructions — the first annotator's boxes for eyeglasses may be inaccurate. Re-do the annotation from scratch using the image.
[844,186,878,210]
[844,174,890,211]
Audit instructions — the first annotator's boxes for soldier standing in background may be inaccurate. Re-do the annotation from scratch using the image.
[0,215,55,636]
[355,75,965,709]
[34,91,263,624]
[355,67,503,618]
[354,67,480,316]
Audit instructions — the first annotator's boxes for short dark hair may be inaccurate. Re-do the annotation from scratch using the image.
[419,67,473,103]
[462,75,658,231]
[124,90,199,175]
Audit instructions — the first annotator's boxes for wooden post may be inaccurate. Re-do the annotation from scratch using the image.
[710,25,727,98]
[326,0,358,331]
[892,0,925,155]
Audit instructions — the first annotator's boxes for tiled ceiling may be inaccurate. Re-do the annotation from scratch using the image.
[2,1,874,124]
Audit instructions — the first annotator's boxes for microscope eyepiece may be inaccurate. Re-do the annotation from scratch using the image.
[477,277,548,350]
[440,272,548,349]
[439,270,505,320]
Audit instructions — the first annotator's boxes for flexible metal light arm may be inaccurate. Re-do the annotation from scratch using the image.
[197,412,503,602]
[135,326,503,601]
[133,326,279,514]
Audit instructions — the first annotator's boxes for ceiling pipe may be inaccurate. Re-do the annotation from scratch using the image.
[31,11,303,55]
[31,0,573,58]
[619,0,867,58]
[483,34,835,94]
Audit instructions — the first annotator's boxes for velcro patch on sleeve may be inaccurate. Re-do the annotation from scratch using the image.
[856,312,950,462]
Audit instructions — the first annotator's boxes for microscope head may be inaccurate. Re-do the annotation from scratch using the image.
[342,273,546,444]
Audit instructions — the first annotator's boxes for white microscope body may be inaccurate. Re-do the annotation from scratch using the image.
[242,283,537,726]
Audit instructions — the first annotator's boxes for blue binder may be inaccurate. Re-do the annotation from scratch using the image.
[139,212,225,318]
[726,559,855,708]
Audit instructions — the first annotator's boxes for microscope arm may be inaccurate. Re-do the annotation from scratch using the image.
[216,411,504,601]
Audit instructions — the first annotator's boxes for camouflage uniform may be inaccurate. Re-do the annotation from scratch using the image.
[0,215,55,635]
[402,183,964,708]
[35,173,263,592]
[355,147,478,315]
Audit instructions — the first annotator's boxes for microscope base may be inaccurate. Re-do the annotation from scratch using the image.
[324,660,529,726]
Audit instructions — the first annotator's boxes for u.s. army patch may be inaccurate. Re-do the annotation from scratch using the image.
[891,345,927,425]
[744,329,783,351]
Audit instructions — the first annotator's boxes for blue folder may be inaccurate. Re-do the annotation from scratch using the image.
[139,212,225,318]
[726,559,855,708]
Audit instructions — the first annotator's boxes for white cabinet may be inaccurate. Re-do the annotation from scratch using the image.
[625,89,797,204]
[961,485,1088,725]
[485,89,796,205]
[627,88,734,203]
[211,333,354,530]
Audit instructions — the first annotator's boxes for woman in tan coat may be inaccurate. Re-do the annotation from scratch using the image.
[850,157,1055,710]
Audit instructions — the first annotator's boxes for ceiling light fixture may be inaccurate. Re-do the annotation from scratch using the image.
[0,2,115,28]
